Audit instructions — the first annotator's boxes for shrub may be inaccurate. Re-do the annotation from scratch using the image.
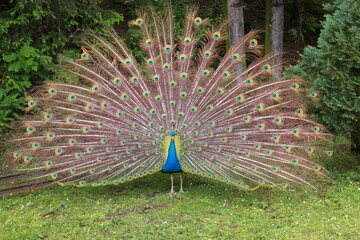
[0,0,123,128]
[286,0,360,152]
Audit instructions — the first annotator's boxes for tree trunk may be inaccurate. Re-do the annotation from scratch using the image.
[227,0,245,76]
[271,0,284,80]
[296,0,305,46]
[351,116,360,153]
[265,0,272,55]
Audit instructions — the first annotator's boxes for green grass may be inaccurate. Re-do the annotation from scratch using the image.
[0,170,359,240]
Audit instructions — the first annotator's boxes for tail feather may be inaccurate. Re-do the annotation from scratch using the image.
[0,6,333,196]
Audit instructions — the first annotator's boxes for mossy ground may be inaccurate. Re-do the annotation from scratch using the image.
[0,169,359,240]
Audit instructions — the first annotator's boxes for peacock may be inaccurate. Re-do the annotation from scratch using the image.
[0,7,332,197]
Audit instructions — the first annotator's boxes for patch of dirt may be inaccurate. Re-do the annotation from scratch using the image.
[104,203,169,221]
[141,203,169,213]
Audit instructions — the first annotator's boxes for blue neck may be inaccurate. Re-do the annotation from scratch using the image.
[162,139,182,173]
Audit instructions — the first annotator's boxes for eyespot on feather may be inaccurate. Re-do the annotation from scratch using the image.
[202,69,210,76]
[163,63,170,70]
[152,74,160,82]
[184,37,192,45]
[204,51,212,58]
[28,100,36,107]
[249,39,258,46]
[135,18,143,25]
[179,54,187,61]
[245,78,254,85]
[145,39,153,47]
[164,44,172,52]
[263,64,271,71]
[194,17,202,25]
[147,58,154,65]
[212,32,221,39]
[231,53,240,61]
[91,85,100,92]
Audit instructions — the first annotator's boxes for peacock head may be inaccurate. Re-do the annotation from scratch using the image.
[170,131,175,136]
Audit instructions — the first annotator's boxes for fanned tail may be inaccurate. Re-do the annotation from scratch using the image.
[0,6,333,196]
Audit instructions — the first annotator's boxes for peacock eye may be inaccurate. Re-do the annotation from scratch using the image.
[250,39,258,46]
[231,53,240,61]
[155,95,162,101]
[291,83,300,89]
[222,71,230,78]
[263,64,271,71]
[184,37,192,44]
[272,92,280,99]
[236,95,245,102]
[142,91,150,97]
[180,73,187,79]
[164,45,172,52]
[48,88,56,95]
[212,32,221,39]
[204,51,212,58]
[135,18,143,25]
[28,100,36,107]
[245,79,254,84]
[131,76,139,83]
[194,17,202,24]
[216,88,224,94]
[170,81,177,87]
[179,54,187,61]
[145,39,153,46]
[202,70,210,76]
[163,63,170,70]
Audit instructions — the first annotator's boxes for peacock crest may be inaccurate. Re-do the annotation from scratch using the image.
[0,7,332,196]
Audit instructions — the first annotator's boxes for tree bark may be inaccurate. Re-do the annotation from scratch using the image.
[271,0,284,80]
[296,0,305,46]
[265,0,272,55]
[227,0,245,76]
[351,116,360,153]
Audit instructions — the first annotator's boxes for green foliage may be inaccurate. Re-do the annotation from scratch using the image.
[0,0,123,128]
[286,0,360,151]
[0,45,54,127]
[0,172,359,239]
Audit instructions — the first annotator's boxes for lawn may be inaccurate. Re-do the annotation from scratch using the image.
[0,169,359,240]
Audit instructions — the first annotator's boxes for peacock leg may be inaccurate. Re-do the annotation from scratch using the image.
[178,172,185,194]
[169,174,175,195]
